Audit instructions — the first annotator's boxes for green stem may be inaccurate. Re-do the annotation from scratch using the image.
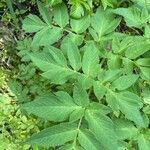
[77,117,82,130]
[6,0,18,27]
[73,117,83,145]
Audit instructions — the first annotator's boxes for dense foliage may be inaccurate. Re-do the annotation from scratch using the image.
[1,0,150,150]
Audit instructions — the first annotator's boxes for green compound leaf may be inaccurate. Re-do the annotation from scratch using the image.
[20,1,150,150]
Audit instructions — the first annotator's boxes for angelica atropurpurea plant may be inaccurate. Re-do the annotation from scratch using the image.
[20,0,150,149]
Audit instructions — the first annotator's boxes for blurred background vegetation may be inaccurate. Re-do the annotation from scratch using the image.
[0,0,45,149]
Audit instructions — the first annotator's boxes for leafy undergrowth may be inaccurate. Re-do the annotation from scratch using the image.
[0,93,39,150]
[1,0,150,150]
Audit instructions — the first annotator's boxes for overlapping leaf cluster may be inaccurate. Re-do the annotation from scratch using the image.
[46,0,119,18]
[20,0,150,149]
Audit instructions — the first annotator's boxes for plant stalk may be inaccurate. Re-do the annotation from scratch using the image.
[6,0,18,27]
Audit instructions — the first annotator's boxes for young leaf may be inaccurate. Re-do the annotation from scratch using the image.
[24,122,77,148]
[70,14,90,33]
[53,2,69,27]
[111,74,139,90]
[70,3,84,18]
[85,110,118,150]
[82,42,100,77]
[101,0,114,9]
